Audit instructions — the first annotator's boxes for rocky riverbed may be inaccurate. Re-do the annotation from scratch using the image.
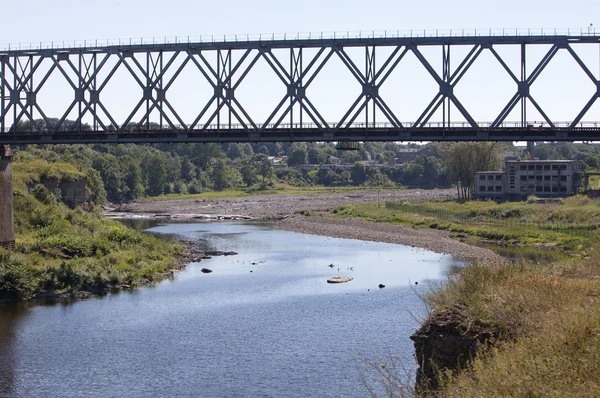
[115,188,497,262]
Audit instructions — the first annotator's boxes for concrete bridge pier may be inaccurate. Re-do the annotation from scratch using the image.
[527,141,535,159]
[0,145,15,249]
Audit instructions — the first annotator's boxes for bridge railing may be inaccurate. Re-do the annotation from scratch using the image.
[1,27,598,52]
[3,121,600,134]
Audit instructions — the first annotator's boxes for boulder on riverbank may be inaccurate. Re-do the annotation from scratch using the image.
[205,250,238,256]
[410,305,499,392]
[327,276,353,284]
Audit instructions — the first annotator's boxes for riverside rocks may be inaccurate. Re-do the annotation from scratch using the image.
[410,306,499,392]
[327,276,353,284]
[116,188,456,220]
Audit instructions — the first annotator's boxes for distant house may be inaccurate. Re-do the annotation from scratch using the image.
[474,160,582,201]
[395,148,422,163]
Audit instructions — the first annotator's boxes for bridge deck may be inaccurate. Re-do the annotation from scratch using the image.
[2,127,600,144]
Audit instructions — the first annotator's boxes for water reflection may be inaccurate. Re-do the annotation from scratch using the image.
[0,303,31,396]
[0,222,464,397]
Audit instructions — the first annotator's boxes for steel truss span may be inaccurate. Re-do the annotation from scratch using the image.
[2,34,600,144]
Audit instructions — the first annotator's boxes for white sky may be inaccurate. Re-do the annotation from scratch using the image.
[1,0,600,129]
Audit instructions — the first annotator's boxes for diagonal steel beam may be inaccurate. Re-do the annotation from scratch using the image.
[489,46,520,84]
[565,45,598,84]
[527,95,555,127]
[409,45,443,84]
[333,47,365,84]
[527,45,559,85]
[492,92,521,127]
[450,46,483,86]
[570,94,598,127]
[413,93,443,127]
[376,47,409,87]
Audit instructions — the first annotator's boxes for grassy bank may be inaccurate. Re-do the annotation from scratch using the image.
[1,160,186,303]
[328,198,600,396]
[331,196,600,253]
[429,250,600,396]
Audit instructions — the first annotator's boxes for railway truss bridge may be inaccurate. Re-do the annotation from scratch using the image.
[2,30,600,144]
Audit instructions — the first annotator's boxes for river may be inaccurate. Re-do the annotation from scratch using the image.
[0,221,461,397]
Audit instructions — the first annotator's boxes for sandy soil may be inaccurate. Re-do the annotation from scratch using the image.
[117,188,498,262]
[117,188,457,218]
[278,214,498,262]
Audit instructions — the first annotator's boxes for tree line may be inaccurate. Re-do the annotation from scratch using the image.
[21,118,600,204]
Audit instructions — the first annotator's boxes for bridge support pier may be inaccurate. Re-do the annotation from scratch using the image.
[527,141,535,159]
[0,146,15,250]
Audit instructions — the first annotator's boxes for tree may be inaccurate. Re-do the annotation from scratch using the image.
[226,143,243,159]
[439,142,503,200]
[181,157,197,182]
[308,148,328,164]
[146,155,167,196]
[256,145,270,156]
[351,162,367,185]
[287,148,308,166]
[253,154,273,188]
[211,160,242,191]
[240,159,258,187]
[123,160,144,201]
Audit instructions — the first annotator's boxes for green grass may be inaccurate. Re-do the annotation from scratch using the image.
[1,160,186,303]
[12,159,87,192]
[330,197,600,252]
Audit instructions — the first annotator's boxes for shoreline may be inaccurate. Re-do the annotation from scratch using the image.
[113,188,498,263]
[275,214,498,262]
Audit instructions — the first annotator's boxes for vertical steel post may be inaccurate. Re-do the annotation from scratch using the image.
[442,45,451,127]
[160,52,163,129]
[93,54,97,131]
[217,50,221,128]
[79,53,84,132]
[12,56,16,129]
[290,48,293,127]
[146,51,150,130]
[521,43,527,127]
[228,49,232,129]
[29,55,34,131]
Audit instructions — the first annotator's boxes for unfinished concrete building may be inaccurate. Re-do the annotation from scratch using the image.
[475,160,582,201]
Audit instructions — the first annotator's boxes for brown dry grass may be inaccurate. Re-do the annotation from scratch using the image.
[424,252,600,397]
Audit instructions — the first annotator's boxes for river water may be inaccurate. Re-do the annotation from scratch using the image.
[0,221,461,398]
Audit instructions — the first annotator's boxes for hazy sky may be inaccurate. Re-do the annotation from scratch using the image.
[1,0,598,43]
[1,0,600,128]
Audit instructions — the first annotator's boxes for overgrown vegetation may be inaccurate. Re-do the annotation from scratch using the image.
[427,251,600,397]
[331,198,600,397]
[331,196,600,252]
[0,159,185,303]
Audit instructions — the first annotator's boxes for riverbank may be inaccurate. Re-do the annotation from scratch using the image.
[121,190,600,396]
[117,188,498,262]
[277,214,498,262]
[0,160,196,304]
